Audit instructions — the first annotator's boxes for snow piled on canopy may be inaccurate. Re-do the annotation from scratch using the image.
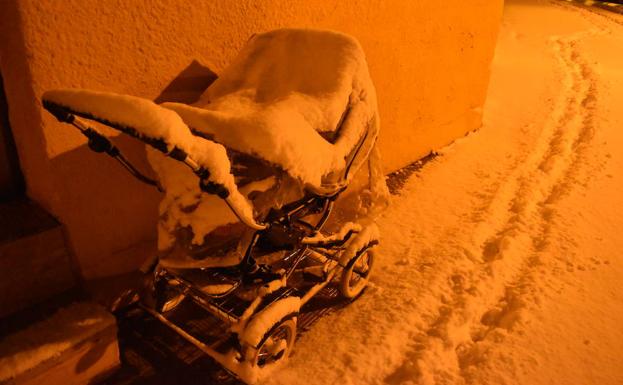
[163,28,378,188]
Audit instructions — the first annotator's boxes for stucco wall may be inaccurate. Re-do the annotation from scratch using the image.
[0,0,503,279]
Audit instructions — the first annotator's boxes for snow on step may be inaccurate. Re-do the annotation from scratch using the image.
[0,302,119,385]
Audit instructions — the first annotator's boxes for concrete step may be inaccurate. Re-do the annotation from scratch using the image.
[0,302,119,385]
[0,198,76,318]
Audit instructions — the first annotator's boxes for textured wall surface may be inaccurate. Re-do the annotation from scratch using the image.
[0,0,503,278]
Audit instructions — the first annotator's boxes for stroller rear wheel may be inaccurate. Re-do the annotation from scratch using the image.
[340,246,375,299]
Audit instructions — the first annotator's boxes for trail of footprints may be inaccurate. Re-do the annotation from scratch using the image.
[461,32,599,381]
[385,10,605,384]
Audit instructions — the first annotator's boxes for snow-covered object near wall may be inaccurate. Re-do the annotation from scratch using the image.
[40,28,387,384]
[42,28,388,268]
[153,28,388,263]
[41,88,259,233]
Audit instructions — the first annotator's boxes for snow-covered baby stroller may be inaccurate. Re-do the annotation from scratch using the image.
[42,29,388,383]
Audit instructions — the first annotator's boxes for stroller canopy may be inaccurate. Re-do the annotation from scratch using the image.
[163,28,378,190]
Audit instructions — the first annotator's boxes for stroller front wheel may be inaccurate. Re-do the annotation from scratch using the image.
[256,317,296,367]
[239,296,300,375]
[340,246,375,299]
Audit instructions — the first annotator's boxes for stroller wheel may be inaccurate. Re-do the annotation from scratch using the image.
[245,316,297,369]
[340,246,375,299]
[241,297,298,370]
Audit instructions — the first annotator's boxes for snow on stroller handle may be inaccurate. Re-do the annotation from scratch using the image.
[41,89,264,230]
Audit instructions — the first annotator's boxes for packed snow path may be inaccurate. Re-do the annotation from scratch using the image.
[268,1,623,384]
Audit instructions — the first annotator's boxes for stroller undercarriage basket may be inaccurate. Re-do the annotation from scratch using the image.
[42,28,387,383]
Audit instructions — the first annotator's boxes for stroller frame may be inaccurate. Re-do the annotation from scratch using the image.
[43,100,378,383]
[145,192,376,379]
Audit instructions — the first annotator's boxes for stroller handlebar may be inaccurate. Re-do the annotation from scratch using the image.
[42,100,267,230]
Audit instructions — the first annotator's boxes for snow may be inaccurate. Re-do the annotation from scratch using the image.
[258,277,288,296]
[0,303,115,382]
[162,28,378,189]
[262,2,623,385]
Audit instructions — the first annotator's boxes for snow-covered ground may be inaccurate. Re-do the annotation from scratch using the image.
[268,1,623,384]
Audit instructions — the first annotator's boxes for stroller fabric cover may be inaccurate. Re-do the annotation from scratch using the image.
[42,29,388,268]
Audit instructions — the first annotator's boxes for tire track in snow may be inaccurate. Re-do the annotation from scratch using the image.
[383,24,602,385]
